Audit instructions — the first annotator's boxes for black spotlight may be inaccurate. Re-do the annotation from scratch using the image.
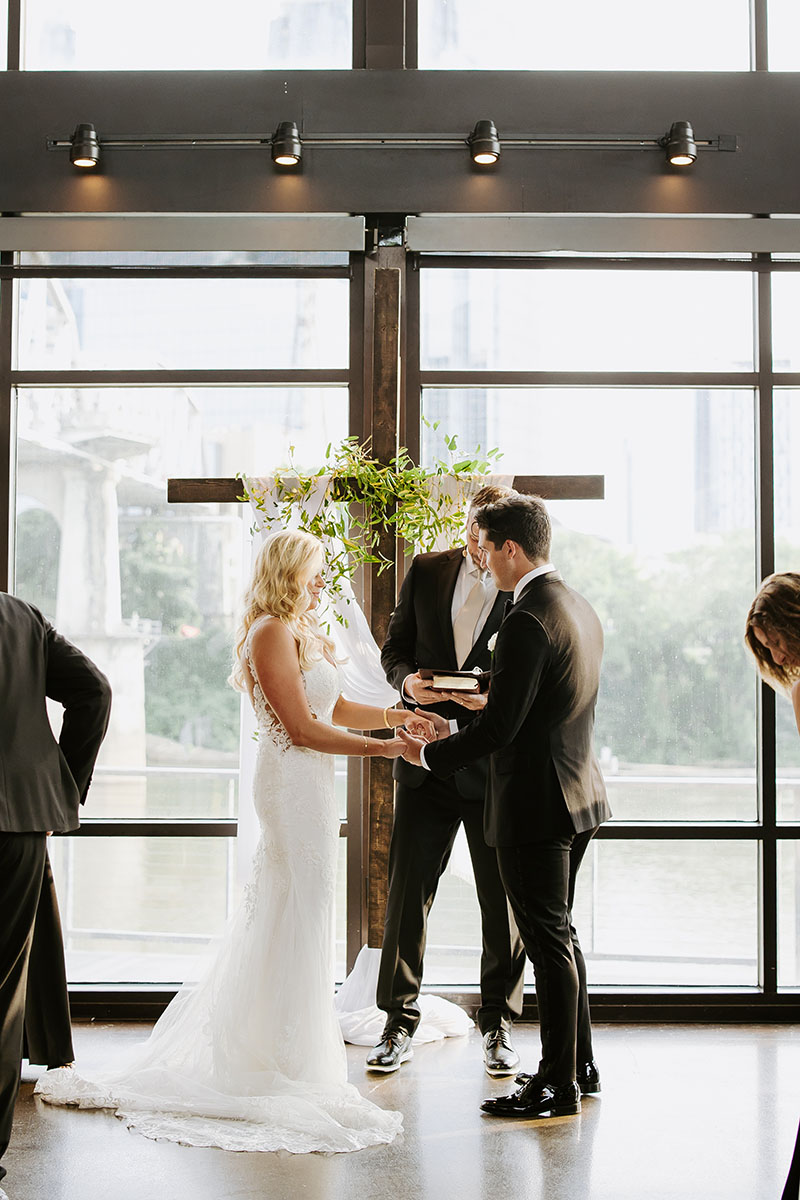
[70,123,100,168]
[468,120,501,165]
[271,121,302,167]
[663,120,697,167]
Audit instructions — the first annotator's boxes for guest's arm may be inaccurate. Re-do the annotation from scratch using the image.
[793,679,800,736]
[44,620,112,803]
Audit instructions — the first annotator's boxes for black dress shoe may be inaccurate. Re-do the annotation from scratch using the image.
[481,1075,581,1119]
[365,1029,413,1073]
[576,1060,601,1094]
[516,1062,601,1097]
[482,1027,520,1076]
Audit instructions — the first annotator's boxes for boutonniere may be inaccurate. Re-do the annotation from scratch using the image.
[487,633,498,654]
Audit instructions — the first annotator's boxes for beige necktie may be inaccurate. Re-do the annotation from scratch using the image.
[453,573,487,667]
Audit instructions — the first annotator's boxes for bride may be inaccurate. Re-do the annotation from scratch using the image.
[36,529,429,1153]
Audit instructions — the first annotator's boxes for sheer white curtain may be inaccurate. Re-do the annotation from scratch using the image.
[237,473,511,1043]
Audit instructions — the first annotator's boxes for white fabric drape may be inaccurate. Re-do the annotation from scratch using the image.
[237,471,512,1041]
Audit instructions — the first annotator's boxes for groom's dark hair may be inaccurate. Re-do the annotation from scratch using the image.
[475,494,552,561]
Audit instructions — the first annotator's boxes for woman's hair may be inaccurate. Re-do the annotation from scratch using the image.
[229,529,335,691]
[745,571,800,691]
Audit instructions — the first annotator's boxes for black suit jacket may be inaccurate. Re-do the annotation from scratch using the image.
[381,546,511,800]
[0,593,112,833]
[424,570,612,843]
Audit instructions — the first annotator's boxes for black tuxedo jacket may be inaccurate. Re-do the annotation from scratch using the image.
[424,570,612,844]
[381,546,510,800]
[0,593,112,833]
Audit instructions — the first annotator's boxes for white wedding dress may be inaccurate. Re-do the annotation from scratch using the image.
[35,648,403,1154]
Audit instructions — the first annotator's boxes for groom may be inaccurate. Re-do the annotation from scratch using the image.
[400,493,611,1118]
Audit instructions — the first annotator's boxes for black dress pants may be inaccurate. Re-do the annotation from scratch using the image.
[376,775,526,1036]
[782,1118,800,1200]
[496,827,597,1085]
[0,832,47,1165]
[23,853,74,1069]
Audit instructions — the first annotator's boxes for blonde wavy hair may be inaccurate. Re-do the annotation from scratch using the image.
[229,529,336,691]
[745,571,800,693]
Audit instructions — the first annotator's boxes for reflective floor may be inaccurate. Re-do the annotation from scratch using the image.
[5,1021,800,1200]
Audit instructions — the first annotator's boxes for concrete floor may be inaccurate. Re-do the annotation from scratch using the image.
[4,1021,800,1200]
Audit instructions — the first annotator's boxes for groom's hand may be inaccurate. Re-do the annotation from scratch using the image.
[413,707,450,740]
[398,729,425,765]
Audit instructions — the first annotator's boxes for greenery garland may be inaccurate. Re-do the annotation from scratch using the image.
[240,426,502,614]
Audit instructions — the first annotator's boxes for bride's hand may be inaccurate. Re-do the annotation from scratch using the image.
[412,707,450,740]
[380,735,407,759]
[403,714,436,742]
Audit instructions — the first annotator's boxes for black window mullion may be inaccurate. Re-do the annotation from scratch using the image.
[755,257,778,995]
[0,250,13,591]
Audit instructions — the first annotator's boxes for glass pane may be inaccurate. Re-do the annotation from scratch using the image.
[768,0,800,70]
[421,270,754,372]
[574,840,758,986]
[418,0,750,70]
[49,835,347,984]
[17,277,349,370]
[773,391,800,818]
[779,841,800,987]
[772,277,800,371]
[425,837,758,987]
[23,0,351,69]
[15,387,349,816]
[19,251,349,267]
[422,387,758,820]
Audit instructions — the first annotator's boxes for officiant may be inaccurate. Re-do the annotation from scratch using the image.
[366,484,526,1077]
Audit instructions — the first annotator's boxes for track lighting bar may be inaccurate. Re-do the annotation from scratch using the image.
[48,120,738,172]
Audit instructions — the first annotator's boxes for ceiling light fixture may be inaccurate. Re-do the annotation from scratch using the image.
[271,121,302,167]
[468,120,501,166]
[70,123,100,169]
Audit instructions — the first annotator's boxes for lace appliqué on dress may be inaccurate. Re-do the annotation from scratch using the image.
[244,639,292,752]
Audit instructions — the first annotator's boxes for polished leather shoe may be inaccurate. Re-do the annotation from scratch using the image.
[576,1060,601,1094]
[366,1029,413,1073]
[482,1075,581,1119]
[482,1027,520,1076]
[517,1061,601,1097]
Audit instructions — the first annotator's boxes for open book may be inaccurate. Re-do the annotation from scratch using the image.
[419,668,490,693]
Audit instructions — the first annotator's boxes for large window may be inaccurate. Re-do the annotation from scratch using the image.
[20,0,352,69]
[414,255,793,994]
[418,0,751,70]
[11,253,352,984]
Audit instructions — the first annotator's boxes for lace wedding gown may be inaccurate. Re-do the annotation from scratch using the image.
[35,650,403,1154]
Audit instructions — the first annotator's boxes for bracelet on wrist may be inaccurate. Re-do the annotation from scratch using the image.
[382,705,393,729]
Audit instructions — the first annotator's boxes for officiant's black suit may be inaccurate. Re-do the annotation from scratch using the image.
[379,547,526,1037]
[424,570,611,1085]
[0,593,111,1176]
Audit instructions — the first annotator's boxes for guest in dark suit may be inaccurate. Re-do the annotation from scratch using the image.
[400,493,611,1118]
[0,593,111,1185]
[367,486,527,1077]
[23,855,75,1071]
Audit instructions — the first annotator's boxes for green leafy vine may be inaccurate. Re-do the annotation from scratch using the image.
[239,426,502,615]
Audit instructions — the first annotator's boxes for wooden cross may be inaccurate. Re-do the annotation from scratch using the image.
[167,260,604,968]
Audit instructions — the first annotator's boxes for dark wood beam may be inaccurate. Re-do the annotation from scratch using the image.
[166,474,605,504]
[366,260,402,947]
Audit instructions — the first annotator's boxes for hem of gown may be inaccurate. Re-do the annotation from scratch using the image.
[34,1068,403,1155]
